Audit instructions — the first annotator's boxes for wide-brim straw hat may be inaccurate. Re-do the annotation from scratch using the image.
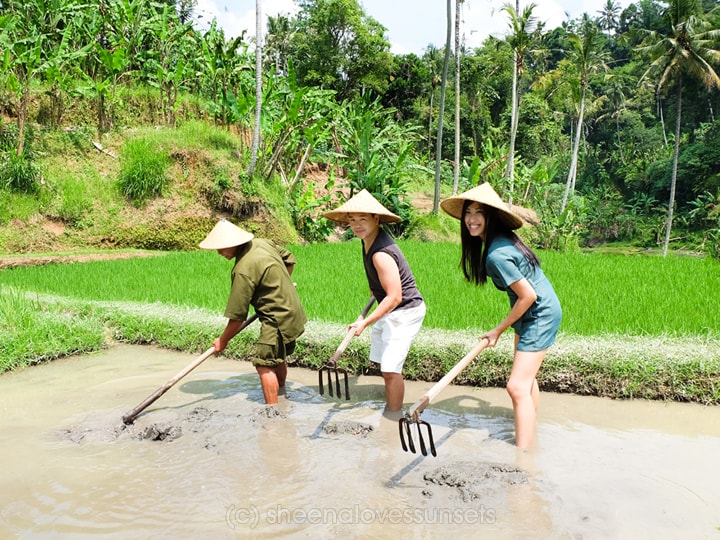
[440,182,524,230]
[323,189,401,224]
[199,219,254,249]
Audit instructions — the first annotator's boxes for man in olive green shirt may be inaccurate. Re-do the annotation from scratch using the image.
[200,219,307,404]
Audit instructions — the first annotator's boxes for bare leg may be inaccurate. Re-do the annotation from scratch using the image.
[382,372,405,411]
[256,366,280,404]
[275,362,287,387]
[531,378,540,412]
[507,340,547,448]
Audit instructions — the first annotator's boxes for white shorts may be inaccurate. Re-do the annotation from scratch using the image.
[369,302,426,373]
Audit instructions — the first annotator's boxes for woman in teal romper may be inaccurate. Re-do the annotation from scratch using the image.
[441,183,561,448]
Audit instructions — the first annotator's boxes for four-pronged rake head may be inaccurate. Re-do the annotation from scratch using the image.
[318,364,350,400]
[399,414,437,457]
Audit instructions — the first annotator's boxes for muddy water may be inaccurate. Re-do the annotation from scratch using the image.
[1,345,719,539]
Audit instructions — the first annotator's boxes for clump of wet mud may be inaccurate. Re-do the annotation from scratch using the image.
[137,423,182,442]
[185,406,215,423]
[322,421,374,437]
[251,406,288,422]
[423,461,529,503]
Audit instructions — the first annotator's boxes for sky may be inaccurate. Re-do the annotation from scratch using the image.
[191,0,636,55]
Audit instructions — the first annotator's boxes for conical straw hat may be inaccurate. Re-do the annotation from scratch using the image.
[323,189,401,224]
[199,219,254,249]
[440,182,524,229]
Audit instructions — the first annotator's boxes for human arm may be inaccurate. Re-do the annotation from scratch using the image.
[482,277,537,347]
[213,319,246,353]
[349,251,402,336]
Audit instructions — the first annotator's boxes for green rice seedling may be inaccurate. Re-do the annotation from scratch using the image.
[2,242,719,338]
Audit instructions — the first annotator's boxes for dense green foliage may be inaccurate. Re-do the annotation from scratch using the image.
[1,0,719,255]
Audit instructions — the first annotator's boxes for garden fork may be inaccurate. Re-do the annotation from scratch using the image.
[318,296,375,400]
[399,338,489,456]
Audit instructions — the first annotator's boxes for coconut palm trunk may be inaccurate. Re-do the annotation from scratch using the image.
[248,0,263,175]
[452,0,461,195]
[433,0,452,213]
[562,83,586,212]
[663,79,682,257]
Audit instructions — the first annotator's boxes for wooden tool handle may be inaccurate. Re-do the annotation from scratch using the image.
[327,296,375,365]
[121,313,259,424]
[406,338,489,421]
[122,347,215,424]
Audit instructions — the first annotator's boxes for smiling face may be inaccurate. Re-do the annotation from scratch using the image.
[347,212,380,241]
[463,202,486,239]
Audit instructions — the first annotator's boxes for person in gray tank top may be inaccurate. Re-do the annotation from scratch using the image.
[325,190,426,412]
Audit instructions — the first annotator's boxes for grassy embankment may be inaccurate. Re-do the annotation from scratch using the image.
[2,242,719,404]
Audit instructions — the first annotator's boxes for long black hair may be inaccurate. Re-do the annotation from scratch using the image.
[460,200,540,285]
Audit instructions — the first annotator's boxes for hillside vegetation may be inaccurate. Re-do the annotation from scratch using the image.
[1,0,720,257]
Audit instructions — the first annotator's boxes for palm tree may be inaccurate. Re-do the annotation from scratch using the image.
[265,14,293,76]
[561,18,609,213]
[433,0,452,213]
[597,0,620,35]
[453,0,463,195]
[248,0,263,175]
[595,72,632,164]
[638,0,720,256]
[502,1,540,204]
[424,45,444,156]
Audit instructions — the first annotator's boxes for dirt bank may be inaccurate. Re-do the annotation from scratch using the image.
[0,251,163,270]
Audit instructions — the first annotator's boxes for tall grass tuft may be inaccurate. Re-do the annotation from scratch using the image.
[117,138,169,204]
[0,152,41,193]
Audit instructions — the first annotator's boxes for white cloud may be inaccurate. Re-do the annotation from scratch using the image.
[193,0,298,40]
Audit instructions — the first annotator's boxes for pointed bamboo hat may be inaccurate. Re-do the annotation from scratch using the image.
[199,219,254,249]
[440,182,524,229]
[323,189,401,224]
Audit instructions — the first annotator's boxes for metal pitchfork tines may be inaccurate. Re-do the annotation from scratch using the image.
[399,396,437,456]
[399,338,490,457]
[318,296,375,400]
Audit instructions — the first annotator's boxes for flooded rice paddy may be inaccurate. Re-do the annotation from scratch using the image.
[1,345,719,539]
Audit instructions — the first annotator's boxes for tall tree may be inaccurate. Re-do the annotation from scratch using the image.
[453,0,462,195]
[597,0,621,35]
[423,45,444,155]
[265,14,293,76]
[433,0,452,213]
[638,0,720,256]
[561,18,609,213]
[288,0,392,100]
[503,1,540,204]
[248,0,263,175]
